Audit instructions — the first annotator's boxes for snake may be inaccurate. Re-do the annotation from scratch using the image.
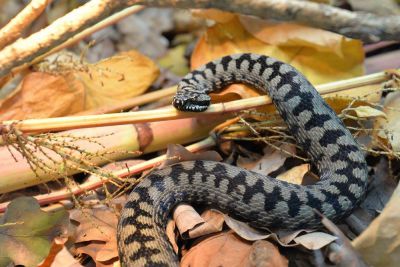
[117,53,368,266]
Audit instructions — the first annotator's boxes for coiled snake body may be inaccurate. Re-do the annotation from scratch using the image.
[117,54,368,266]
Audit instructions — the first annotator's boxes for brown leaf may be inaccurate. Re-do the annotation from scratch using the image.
[70,206,119,266]
[245,240,288,267]
[0,72,85,120]
[180,231,253,267]
[181,231,287,267]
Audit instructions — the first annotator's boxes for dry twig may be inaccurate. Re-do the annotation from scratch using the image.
[0,0,399,78]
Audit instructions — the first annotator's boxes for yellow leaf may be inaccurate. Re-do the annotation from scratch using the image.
[191,15,364,85]
[354,105,386,118]
[76,50,159,110]
[158,44,189,76]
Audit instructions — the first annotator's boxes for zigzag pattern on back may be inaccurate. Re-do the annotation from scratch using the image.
[117,54,368,267]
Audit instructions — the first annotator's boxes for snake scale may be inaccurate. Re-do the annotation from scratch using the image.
[117,53,368,266]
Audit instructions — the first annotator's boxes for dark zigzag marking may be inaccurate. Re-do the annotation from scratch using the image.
[220,55,233,71]
[235,54,255,72]
[191,70,207,81]
[291,92,316,117]
[330,181,358,204]
[276,70,298,89]
[330,144,360,162]
[264,186,283,212]
[287,191,301,217]
[241,179,265,205]
[319,129,345,147]
[120,209,153,227]
[205,61,217,75]
[149,174,166,192]
[319,189,343,214]
[305,190,323,212]
[129,246,161,261]
[256,56,269,77]
[304,114,331,131]
[124,230,156,245]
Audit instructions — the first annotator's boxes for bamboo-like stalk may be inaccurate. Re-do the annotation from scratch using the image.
[0,70,390,134]
[0,136,216,213]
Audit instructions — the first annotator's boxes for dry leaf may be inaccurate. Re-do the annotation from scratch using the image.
[352,182,400,267]
[192,14,364,85]
[237,145,296,176]
[173,204,205,237]
[180,231,253,267]
[0,72,84,120]
[166,219,179,254]
[161,143,222,168]
[293,232,337,250]
[245,240,288,267]
[224,212,336,249]
[276,163,310,184]
[76,50,159,110]
[0,197,69,267]
[373,91,400,152]
[181,231,287,267]
[353,105,386,119]
[50,246,83,267]
[186,210,225,239]
[70,206,120,267]
[172,207,225,240]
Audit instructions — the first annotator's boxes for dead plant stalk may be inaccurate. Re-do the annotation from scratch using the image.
[0,71,389,135]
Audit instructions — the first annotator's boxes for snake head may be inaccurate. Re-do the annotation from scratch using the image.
[173,87,211,112]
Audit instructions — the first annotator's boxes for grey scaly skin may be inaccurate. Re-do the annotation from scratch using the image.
[117,53,368,267]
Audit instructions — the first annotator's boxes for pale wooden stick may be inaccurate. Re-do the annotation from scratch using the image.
[0,0,52,49]
[0,70,389,134]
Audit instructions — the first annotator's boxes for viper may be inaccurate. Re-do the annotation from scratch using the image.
[117,53,368,266]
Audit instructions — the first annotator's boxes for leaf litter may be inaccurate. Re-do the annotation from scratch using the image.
[0,3,400,267]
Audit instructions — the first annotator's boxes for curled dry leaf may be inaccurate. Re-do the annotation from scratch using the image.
[223,212,336,249]
[0,72,85,120]
[173,204,205,237]
[352,182,400,267]
[185,210,225,239]
[172,207,225,242]
[353,105,387,119]
[70,206,121,267]
[0,197,69,267]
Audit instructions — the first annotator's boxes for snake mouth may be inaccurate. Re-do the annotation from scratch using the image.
[173,94,211,112]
